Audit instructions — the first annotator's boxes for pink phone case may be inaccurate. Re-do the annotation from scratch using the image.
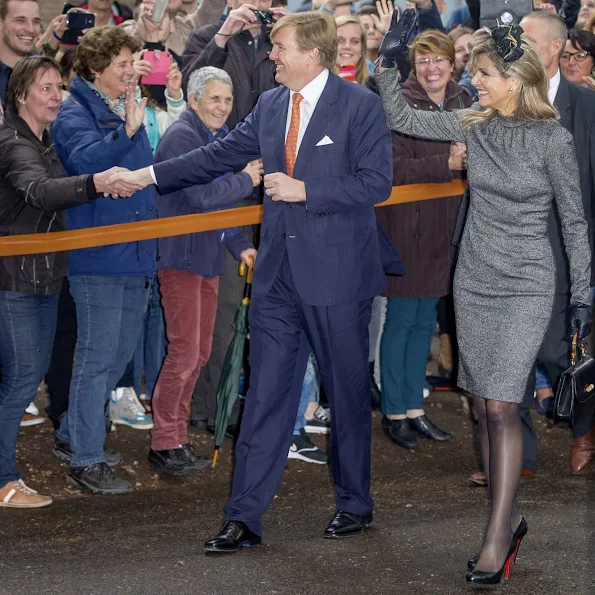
[141,50,171,86]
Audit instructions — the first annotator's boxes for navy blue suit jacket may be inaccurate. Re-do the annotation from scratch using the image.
[154,72,403,306]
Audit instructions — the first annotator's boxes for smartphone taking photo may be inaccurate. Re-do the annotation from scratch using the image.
[141,50,172,86]
[149,0,170,23]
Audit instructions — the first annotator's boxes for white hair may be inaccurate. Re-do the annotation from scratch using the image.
[187,66,233,100]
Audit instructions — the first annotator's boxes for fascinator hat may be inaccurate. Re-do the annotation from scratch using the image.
[483,23,525,64]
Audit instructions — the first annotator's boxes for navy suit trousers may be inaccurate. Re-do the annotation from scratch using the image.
[224,253,374,535]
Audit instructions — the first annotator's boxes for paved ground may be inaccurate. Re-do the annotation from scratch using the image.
[1,392,594,595]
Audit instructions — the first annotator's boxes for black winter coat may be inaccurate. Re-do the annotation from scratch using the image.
[0,112,97,295]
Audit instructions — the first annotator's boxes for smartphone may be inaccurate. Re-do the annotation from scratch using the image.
[338,64,356,82]
[141,50,172,86]
[66,11,95,29]
[62,3,77,14]
[149,0,170,23]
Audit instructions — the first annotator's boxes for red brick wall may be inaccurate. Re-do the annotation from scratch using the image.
[40,1,135,26]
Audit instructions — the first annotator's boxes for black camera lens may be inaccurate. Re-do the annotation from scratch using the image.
[253,10,274,25]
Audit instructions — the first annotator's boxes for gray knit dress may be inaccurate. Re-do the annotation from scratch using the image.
[376,68,592,403]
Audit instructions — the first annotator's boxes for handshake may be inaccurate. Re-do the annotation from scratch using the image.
[93,166,153,198]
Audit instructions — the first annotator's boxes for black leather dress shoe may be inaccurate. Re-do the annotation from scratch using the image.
[408,415,451,442]
[204,521,261,553]
[324,510,373,539]
[382,416,417,449]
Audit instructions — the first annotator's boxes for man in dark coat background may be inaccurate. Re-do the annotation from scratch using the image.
[519,11,595,475]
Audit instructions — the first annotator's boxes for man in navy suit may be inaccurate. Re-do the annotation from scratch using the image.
[108,10,402,552]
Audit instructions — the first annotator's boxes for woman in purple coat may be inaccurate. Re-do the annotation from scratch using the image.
[376,31,471,450]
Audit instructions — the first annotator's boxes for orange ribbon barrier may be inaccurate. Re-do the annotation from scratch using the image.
[0,180,466,257]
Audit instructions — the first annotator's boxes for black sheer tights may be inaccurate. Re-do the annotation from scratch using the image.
[473,396,523,572]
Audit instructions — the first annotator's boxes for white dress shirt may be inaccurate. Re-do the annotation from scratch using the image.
[285,69,330,157]
[149,69,331,185]
[548,69,561,106]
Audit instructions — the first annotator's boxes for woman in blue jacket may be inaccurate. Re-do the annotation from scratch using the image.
[51,27,156,496]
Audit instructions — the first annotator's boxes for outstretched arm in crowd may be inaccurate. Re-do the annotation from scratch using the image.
[0,135,134,208]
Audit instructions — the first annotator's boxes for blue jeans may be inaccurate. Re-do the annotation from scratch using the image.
[293,354,320,435]
[535,364,551,391]
[118,276,167,397]
[57,276,149,467]
[380,297,439,415]
[0,291,58,487]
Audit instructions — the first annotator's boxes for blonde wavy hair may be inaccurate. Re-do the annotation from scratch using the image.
[334,15,368,85]
[461,28,558,128]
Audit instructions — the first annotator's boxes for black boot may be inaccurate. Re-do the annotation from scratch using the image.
[409,414,451,442]
[382,416,417,449]
[370,362,381,411]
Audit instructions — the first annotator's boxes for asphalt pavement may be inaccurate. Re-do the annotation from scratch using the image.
[1,392,594,595]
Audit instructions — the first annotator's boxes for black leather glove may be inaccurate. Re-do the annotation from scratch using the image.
[570,302,592,341]
[377,8,419,72]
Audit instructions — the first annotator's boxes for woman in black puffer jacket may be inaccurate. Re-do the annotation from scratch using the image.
[0,56,123,509]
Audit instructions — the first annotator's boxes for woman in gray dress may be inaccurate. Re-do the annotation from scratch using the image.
[376,20,592,584]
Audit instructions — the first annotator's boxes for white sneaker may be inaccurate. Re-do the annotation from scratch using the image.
[109,387,154,430]
[26,402,40,416]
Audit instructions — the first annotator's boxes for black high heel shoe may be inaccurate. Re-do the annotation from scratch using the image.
[467,516,528,570]
[466,536,518,585]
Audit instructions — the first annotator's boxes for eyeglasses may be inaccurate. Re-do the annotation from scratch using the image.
[560,50,592,62]
[413,57,451,67]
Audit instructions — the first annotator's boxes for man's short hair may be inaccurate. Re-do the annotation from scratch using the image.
[271,12,337,71]
[0,0,39,20]
[521,10,567,41]
[188,66,233,100]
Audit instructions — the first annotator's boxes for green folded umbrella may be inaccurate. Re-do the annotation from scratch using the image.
[211,259,253,468]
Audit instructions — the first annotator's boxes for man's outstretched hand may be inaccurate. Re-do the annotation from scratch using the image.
[377,7,418,70]
[104,168,154,198]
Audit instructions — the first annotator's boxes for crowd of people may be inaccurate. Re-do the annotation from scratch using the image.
[0,0,594,583]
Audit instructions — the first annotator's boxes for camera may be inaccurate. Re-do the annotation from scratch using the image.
[253,10,274,25]
[65,11,95,30]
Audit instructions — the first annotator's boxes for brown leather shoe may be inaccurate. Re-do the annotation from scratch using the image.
[0,480,52,508]
[570,428,595,475]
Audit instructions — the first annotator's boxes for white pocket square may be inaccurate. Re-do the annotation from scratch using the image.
[316,135,334,147]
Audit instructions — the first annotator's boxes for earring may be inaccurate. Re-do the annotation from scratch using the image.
[509,87,514,94]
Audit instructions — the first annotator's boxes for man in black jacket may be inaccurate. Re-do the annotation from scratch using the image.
[182,0,284,129]
[520,11,595,474]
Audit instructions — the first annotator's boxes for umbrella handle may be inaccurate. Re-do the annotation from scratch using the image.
[238,255,255,280]
[239,256,254,304]
[211,448,220,468]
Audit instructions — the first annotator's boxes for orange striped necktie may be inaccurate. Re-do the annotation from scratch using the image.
[285,92,303,178]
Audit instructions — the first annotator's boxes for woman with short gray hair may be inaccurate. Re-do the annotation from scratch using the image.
[147,67,261,477]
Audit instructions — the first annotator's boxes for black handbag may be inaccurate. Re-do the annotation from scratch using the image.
[553,334,595,426]
[479,0,533,28]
